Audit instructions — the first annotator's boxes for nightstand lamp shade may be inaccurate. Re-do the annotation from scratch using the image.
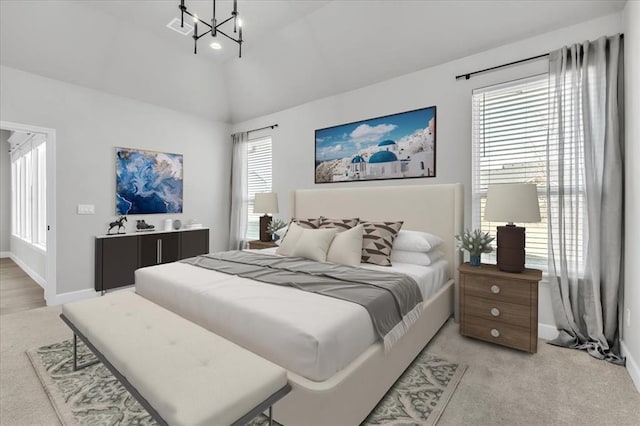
[484,183,541,273]
[253,192,279,242]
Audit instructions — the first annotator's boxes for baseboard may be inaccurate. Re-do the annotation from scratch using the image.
[9,253,46,289]
[0,251,10,258]
[50,288,100,305]
[538,322,559,341]
[621,340,640,393]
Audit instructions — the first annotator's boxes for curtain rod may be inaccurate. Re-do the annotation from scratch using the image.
[455,53,549,81]
[248,124,278,134]
[456,34,624,81]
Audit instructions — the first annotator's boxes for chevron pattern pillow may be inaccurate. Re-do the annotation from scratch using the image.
[360,221,404,266]
[291,217,321,229]
[319,217,360,232]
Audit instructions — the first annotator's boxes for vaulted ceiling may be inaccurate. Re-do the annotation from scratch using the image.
[0,1,625,123]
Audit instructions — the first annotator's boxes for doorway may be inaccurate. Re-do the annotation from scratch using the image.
[0,121,56,305]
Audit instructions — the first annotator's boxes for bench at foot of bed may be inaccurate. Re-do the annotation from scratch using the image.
[61,291,290,426]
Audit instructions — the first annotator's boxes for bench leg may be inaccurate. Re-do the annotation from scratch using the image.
[269,406,273,426]
[72,334,100,371]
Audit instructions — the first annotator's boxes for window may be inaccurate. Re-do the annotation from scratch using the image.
[472,74,584,271]
[10,133,46,250]
[245,137,272,241]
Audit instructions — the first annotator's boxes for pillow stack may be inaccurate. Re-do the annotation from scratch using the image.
[276,216,408,267]
[390,230,445,266]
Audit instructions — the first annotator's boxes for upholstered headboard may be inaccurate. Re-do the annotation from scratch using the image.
[290,183,464,318]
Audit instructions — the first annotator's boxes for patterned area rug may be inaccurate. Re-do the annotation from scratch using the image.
[27,340,465,425]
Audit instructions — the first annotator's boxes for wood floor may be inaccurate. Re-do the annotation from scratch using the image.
[0,257,46,315]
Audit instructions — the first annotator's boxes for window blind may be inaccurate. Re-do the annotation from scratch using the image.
[246,137,272,241]
[472,74,551,270]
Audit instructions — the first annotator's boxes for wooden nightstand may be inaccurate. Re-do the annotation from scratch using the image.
[459,263,542,353]
[247,240,278,250]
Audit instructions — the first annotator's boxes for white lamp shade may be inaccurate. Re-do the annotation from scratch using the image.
[253,192,279,214]
[484,183,541,223]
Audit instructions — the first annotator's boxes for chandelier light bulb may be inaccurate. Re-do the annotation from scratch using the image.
[210,42,222,50]
[238,18,243,28]
[193,14,198,22]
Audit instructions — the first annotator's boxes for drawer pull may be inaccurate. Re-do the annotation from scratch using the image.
[490,328,500,338]
[490,285,501,294]
[490,307,501,317]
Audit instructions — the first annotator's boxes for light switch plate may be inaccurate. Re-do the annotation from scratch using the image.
[77,204,95,215]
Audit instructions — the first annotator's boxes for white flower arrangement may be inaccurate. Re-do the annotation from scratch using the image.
[266,219,287,235]
[455,229,495,256]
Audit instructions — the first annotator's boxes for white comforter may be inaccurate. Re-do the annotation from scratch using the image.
[135,250,448,382]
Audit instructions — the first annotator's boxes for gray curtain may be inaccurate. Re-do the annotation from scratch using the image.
[546,34,624,364]
[228,132,249,250]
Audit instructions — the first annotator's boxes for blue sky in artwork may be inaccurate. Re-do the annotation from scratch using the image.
[315,107,435,162]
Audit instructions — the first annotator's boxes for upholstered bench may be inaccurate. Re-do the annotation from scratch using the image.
[60,291,290,426]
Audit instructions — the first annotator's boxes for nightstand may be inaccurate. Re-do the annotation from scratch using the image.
[247,240,278,250]
[459,263,542,353]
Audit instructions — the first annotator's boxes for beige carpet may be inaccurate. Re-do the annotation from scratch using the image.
[2,304,639,425]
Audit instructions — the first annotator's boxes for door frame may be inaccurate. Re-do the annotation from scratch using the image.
[1,120,57,304]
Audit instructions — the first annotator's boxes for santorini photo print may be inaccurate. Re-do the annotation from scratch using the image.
[315,106,436,183]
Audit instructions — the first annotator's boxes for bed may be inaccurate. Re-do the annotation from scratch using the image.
[136,183,463,426]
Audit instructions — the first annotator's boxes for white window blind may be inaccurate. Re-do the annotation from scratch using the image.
[10,134,46,250]
[472,74,553,271]
[246,137,272,241]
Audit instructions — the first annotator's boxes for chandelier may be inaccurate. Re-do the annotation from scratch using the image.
[179,0,243,57]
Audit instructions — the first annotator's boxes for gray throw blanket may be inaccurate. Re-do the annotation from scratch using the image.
[182,251,424,350]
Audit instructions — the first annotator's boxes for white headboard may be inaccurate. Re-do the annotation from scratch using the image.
[290,183,464,316]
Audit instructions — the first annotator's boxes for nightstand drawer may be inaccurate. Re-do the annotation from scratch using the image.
[462,317,533,352]
[464,295,531,328]
[463,274,531,306]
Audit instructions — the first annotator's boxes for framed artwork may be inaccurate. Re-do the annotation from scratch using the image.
[116,147,183,214]
[315,106,436,183]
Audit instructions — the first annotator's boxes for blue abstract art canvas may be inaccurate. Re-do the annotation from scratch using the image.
[116,148,183,215]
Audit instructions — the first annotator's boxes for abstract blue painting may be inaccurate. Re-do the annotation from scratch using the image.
[315,106,436,183]
[116,148,183,214]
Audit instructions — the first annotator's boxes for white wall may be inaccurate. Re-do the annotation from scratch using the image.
[0,66,231,298]
[233,13,624,331]
[623,0,640,391]
[0,129,10,254]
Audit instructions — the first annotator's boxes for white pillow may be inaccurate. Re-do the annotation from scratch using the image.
[275,222,304,256]
[327,224,364,266]
[390,249,444,266]
[273,225,288,246]
[392,230,444,252]
[291,228,338,262]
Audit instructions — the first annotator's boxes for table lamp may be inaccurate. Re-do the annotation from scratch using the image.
[253,192,279,242]
[484,183,541,272]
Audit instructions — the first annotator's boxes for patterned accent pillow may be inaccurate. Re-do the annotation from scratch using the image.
[290,217,321,229]
[360,221,404,266]
[319,217,360,233]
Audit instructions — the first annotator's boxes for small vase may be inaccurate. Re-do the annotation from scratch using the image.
[469,254,481,267]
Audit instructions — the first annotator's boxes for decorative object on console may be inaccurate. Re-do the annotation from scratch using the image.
[164,219,173,231]
[173,220,182,230]
[116,147,183,215]
[177,0,243,57]
[455,229,495,267]
[253,192,279,242]
[107,216,127,235]
[315,106,436,183]
[135,220,155,232]
[484,183,541,272]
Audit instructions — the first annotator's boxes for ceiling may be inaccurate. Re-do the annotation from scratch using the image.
[0,1,626,123]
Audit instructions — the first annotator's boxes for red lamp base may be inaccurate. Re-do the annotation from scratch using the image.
[496,225,525,273]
